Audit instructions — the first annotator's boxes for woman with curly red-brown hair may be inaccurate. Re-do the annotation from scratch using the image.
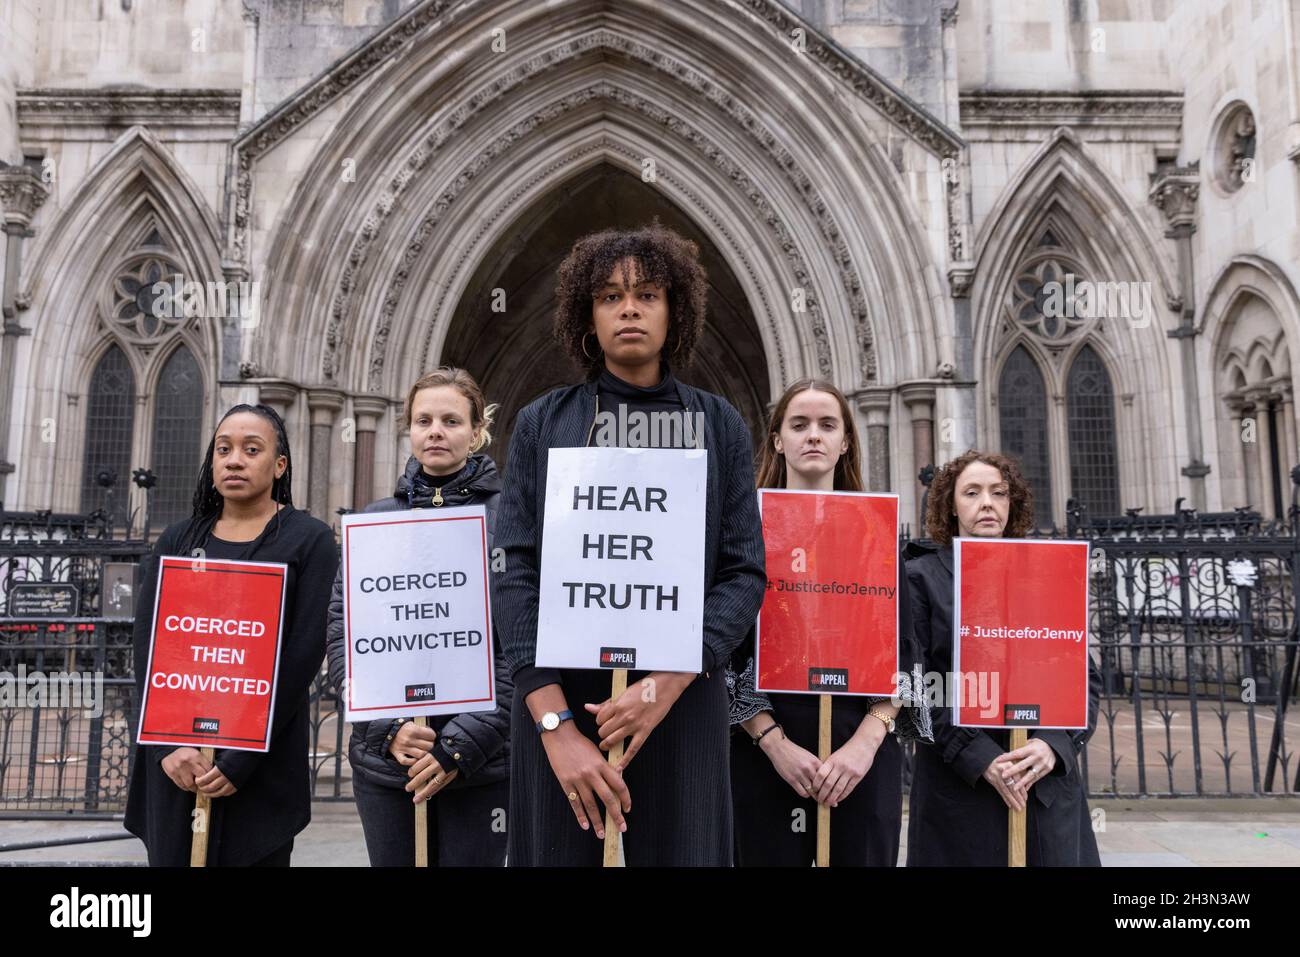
[903,450,1101,865]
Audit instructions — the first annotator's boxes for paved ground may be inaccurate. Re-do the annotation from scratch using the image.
[2,797,1299,866]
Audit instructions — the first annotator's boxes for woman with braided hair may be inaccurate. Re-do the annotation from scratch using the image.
[124,404,338,866]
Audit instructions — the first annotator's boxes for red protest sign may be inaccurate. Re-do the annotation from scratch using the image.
[755,490,899,695]
[953,538,1090,729]
[137,557,287,752]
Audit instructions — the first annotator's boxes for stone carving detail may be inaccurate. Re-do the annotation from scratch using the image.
[309,32,884,387]
[0,165,51,226]
[1211,105,1255,194]
[221,5,971,388]
[410,138,789,388]
[16,89,242,124]
[959,91,1184,127]
[1148,162,1200,230]
[104,251,190,346]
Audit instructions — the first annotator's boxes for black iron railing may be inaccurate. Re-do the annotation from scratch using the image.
[3,471,1299,816]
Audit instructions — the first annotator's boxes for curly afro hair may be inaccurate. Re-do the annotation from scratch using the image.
[553,223,708,379]
[925,449,1036,545]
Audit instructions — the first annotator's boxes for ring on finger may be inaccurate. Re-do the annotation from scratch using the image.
[568,791,578,802]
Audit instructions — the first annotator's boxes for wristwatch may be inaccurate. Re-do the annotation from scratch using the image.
[535,710,574,734]
[867,708,896,734]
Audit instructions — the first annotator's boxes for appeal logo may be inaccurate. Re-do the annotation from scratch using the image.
[599,647,636,668]
[808,668,848,690]
[405,683,437,702]
[192,717,219,734]
[1004,703,1040,725]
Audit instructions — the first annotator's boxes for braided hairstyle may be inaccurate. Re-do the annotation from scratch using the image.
[176,404,294,556]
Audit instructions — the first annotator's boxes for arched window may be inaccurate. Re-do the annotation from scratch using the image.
[149,345,204,526]
[998,345,1053,526]
[80,346,136,523]
[1067,345,1121,518]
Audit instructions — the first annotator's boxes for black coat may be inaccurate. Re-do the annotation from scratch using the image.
[494,377,767,689]
[124,506,338,866]
[325,453,513,789]
[903,540,1102,866]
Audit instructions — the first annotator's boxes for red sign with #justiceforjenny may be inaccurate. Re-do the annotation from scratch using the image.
[953,538,1090,729]
[755,490,900,696]
[137,557,287,752]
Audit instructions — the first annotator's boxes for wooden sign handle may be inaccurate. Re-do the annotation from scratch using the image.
[190,746,216,867]
[1007,727,1028,867]
[815,693,831,867]
[414,716,430,868]
[603,667,628,867]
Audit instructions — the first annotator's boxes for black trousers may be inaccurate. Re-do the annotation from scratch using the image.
[352,772,509,867]
[730,694,904,867]
[507,667,733,866]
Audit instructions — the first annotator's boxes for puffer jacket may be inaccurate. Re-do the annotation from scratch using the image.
[326,452,513,789]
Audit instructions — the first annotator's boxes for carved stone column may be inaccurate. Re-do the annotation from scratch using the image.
[854,388,893,492]
[306,388,345,521]
[255,380,299,422]
[352,395,390,510]
[1277,382,1297,476]
[1236,395,1264,513]
[1248,386,1279,518]
[900,383,937,529]
[0,164,49,490]
[1149,162,1209,509]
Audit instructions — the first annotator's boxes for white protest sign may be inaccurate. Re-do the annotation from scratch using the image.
[341,507,496,722]
[537,447,707,672]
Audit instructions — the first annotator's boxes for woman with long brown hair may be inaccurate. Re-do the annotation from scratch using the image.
[903,450,1101,865]
[726,379,931,866]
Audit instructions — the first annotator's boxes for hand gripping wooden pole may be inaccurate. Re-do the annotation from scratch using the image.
[1008,727,1028,867]
[189,747,215,867]
[816,694,831,867]
[414,716,430,868]
[603,667,628,867]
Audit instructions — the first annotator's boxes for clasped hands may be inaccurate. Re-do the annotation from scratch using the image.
[982,737,1057,811]
[390,720,459,804]
[161,747,236,798]
[762,720,888,808]
[541,671,694,840]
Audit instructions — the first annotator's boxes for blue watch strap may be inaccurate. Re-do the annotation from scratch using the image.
[535,709,574,733]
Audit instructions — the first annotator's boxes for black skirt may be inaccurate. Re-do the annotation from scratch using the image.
[507,666,732,866]
[730,692,903,866]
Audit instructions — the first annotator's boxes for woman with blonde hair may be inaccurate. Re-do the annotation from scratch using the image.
[325,367,513,866]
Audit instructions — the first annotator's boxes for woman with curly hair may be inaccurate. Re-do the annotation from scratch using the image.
[903,450,1101,865]
[492,223,766,866]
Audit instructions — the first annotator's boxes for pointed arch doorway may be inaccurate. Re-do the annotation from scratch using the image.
[439,164,771,473]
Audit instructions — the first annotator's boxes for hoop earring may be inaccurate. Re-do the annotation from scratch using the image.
[582,333,600,360]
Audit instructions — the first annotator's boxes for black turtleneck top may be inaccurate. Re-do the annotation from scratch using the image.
[592,363,689,448]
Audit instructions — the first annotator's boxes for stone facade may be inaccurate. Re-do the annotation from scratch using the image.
[1,0,1297,534]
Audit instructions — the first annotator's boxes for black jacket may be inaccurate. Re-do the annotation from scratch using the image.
[124,506,337,866]
[903,540,1102,866]
[325,453,514,789]
[492,377,766,694]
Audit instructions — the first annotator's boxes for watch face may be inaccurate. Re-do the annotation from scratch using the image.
[542,712,560,731]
